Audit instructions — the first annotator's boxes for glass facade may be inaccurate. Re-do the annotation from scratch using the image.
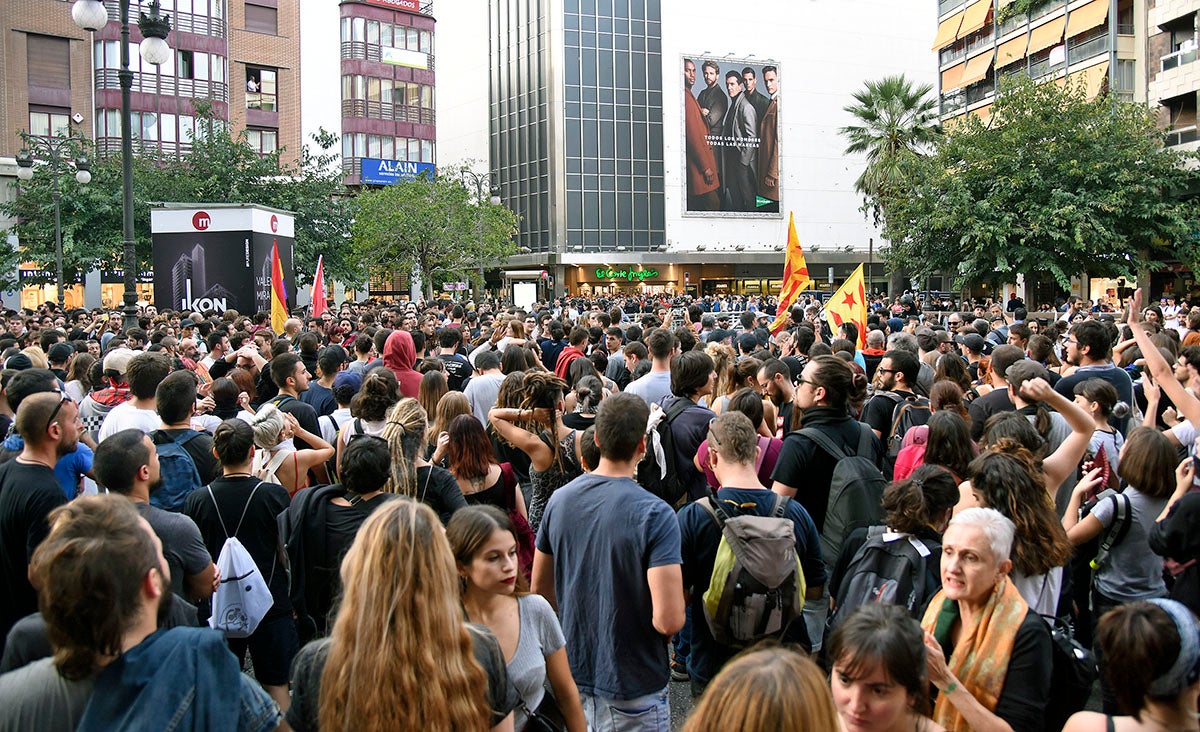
[490,0,664,254]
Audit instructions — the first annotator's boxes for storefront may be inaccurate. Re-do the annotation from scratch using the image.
[561,260,888,299]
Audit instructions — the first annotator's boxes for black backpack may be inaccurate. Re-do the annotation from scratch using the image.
[873,391,931,478]
[796,424,886,564]
[277,483,343,643]
[636,398,695,507]
[827,526,938,636]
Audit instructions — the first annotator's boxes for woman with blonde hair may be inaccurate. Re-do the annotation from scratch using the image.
[382,397,466,524]
[681,646,839,732]
[249,402,335,497]
[286,499,521,731]
[711,355,777,437]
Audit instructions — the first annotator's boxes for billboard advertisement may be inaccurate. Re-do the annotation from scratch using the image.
[151,205,294,315]
[683,55,781,217]
[361,158,436,185]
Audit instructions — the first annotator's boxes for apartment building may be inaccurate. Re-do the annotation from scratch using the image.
[1149,0,1199,149]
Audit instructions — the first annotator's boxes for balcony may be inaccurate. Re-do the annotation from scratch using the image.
[1162,45,1199,72]
[1150,1,1200,31]
[340,41,436,72]
[938,0,966,16]
[104,2,226,38]
[1166,125,1198,146]
[1151,49,1200,103]
[95,69,229,103]
[1069,33,1111,63]
[341,99,436,126]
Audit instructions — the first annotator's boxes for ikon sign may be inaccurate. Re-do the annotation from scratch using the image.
[192,211,211,230]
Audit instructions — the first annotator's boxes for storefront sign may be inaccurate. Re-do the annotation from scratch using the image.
[381,47,429,69]
[595,267,658,282]
[361,0,421,12]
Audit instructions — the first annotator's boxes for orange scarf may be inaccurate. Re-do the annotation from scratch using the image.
[921,578,1028,732]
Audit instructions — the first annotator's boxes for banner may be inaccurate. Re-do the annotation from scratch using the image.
[769,213,810,334]
[824,264,867,349]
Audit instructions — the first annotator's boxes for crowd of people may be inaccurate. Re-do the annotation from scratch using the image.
[0,286,1198,731]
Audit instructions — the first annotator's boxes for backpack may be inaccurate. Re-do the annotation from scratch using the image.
[1087,489,1133,573]
[827,526,937,634]
[876,391,931,478]
[699,493,806,647]
[207,482,274,638]
[149,429,203,512]
[254,449,290,487]
[636,398,695,506]
[277,483,343,643]
[797,424,887,563]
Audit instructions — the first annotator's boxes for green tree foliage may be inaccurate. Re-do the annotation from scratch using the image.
[881,75,1200,290]
[840,74,941,224]
[351,167,519,301]
[2,105,354,293]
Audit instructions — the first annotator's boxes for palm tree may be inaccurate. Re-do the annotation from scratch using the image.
[840,75,941,226]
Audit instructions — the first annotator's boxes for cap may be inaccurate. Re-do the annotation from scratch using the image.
[716,312,731,321]
[332,369,363,394]
[179,318,195,328]
[102,347,136,374]
[47,342,75,363]
[4,353,32,371]
[955,333,986,353]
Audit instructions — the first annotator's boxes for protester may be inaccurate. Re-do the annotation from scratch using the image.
[380,397,467,524]
[249,403,335,497]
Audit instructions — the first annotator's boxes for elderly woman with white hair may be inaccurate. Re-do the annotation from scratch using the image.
[249,402,334,497]
[921,507,1053,732]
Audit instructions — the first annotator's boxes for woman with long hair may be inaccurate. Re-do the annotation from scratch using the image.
[711,356,777,437]
[562,374,603,430]
[336,368,401,472]
[489,372,533,490]
[488,371,582,534]
[63,352,95,404]
[249,403,335,497]
[418,369,449,427]
[380,397,466,524]
[681,646,839,732]
[933,353,976,403]
[893,407,975,483]
[286,500,520,731]
[445,414,528,517]
[429,390,473,462]
[446,505,587,732]
[828,604,945,732]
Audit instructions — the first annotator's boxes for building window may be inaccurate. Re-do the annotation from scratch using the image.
[245,2,277,34]
[246,128,278,154]
[29,109,70,137]
[27,34,70,90]
[1113,59,1135,101]
[178,49,195,79]
[246,67,277,111]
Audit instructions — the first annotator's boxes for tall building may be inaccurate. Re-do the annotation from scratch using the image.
[1148,0,1198,150]
[933,0,1147,125]
[443,0,935,299]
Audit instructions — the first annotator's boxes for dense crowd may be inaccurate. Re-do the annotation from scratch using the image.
[0,287,1198,732]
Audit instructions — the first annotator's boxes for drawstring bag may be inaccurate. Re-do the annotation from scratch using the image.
[208,482,273,638]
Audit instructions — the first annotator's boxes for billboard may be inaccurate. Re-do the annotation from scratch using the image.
[150,205,294,315]
[682,55,781,217]
[361,158,436,185]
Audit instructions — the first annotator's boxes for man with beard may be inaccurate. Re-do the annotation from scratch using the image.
[0,392,79,647]
[0,495,280,730]
[697,60,728,135]
[720,71,758,211]
[1053,319,1133,433]
[685,58,720,211]
[757,358,796,437]
[94,429,217,605]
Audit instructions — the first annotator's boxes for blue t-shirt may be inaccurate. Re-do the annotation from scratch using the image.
[677,487,825,683]
[53,443,93,500]
[535,472,681,700]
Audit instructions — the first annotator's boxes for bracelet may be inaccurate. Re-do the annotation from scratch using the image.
[941,680,958,694]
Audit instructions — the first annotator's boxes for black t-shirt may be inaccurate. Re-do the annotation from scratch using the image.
[770,418,883,532]
[151,429,221,485]
[183,476,292,619]
[967,387,1015,441]
[438,353,473,392]
[0,461,66,645]
[861,390,915,439]
[286,626,521,731]
[414,465,469,525]
[778,399,795,434]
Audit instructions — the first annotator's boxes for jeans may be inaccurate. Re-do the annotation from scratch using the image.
[672,604,693,666]
[581,686,671,732]
[802,585,830,652]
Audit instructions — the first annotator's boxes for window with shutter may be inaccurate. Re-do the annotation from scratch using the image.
[27,35,71,89]
[245,4,277,34]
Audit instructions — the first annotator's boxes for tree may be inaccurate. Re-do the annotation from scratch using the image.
[840,74,941,225]
[350,168,519,301]
[881,75,1200,290]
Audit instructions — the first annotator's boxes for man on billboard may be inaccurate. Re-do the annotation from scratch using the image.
[742,67,771,123]
[684,59,721,211]
[758,66,781,212]
[721,71,758,212]
[697,60,727,135]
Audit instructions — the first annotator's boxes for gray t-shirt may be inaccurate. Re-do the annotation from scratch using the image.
[510,594,567,730]
[465,373,505,426]
[1091,486,1169,601]
[0,657,94,732]
[625,371,672,408]
[135,502,212,598]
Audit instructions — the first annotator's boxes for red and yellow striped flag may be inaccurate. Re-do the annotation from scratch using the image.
[270,239,289,334]
[768,212,811,334]
[824,264,867,349]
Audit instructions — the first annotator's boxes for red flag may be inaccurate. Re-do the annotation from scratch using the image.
[769,212,812,334]
[270,240,288,333]
[311,255,328,319]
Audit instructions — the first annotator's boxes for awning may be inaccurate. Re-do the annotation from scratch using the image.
[1060,60,1110,97]
[933,12,965,50]
[1066,0,1110,38]
[972,103,994,122]
[942,62,967,92]
[958,0,993,39]
[1028,15,1067,55]
[996,33,1030,67]
[958,50,996,88]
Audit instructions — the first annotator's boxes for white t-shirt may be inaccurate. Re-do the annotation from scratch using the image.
[97,402,161,441]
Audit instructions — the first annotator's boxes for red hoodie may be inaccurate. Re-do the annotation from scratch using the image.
[383,330,422,398]
[554,345,585,379]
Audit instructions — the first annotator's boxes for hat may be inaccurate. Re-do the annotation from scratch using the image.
[707,328,732,344]
[955,333,985,354]
[102,347,136,374]
[179,318,195,328]
[333,369,363,394]
[716,313,731,321]
[47,342,75,364]
[4,353,32,371]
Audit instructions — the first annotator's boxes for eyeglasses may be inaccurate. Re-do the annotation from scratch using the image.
[876,368,897,375]
[707,418,721,449]
[44,395,70,434]
[1063,338,1078,345]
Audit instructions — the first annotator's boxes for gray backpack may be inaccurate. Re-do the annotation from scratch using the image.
[796,424,886,563]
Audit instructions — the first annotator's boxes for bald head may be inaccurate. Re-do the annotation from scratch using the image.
[16,391,76,452]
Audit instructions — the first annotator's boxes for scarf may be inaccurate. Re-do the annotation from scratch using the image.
[793,405,850,429]
[921,577,1028,732]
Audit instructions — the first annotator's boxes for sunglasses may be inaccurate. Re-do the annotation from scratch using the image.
[45,395,70,434]
[707,417,721,449]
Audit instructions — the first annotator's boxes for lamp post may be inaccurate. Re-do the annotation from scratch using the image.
[15,133,92,311]
[72,0,172,331]
[460,169,500,304]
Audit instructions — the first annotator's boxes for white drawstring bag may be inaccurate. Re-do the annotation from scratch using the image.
[207,482,273,639]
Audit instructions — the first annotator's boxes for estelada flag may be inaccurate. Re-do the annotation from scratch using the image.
[270,239,288,334]
[768,212,812,334]
[824,263,867,349]
[311,255,328,319]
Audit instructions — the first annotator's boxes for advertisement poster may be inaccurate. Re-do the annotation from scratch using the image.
[682,55,781,217]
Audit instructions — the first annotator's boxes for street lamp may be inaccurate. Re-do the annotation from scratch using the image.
[461,169,501,304]
[15,133,92,310]
[72,0,172,331]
